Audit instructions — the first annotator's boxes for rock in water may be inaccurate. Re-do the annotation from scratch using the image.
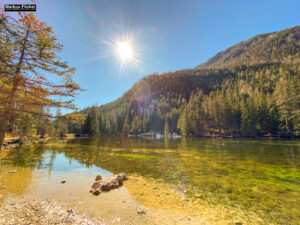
[90,173,128,195]
[101,179,120,191]
[194,193,201,198]
[60,180,66,184]
[91,182,100,189]
[113,173,128,184]
[137,207,146,215]
[95,175,102,181]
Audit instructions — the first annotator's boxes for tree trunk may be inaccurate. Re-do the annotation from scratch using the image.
[0,28,29,151]
[0,113,10,150]
[0,79,20,150]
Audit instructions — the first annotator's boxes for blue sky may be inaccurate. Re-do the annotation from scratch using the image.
[2,0,300,112]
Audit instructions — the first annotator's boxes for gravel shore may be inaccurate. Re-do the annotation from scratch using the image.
[0,198,103,225]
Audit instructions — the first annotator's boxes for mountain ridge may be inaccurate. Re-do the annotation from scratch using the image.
[197,26,300,69]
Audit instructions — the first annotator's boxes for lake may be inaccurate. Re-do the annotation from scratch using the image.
[0,137,299,224]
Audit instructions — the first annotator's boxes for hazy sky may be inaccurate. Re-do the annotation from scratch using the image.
[2,0,300,111]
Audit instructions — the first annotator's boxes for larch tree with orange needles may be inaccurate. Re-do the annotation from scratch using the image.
[0,12,82,150]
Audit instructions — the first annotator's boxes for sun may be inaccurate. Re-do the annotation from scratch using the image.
[116,40,133,62]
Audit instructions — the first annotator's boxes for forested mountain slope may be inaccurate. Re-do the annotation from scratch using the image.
[66,26,300,138]
[198,26,300,69]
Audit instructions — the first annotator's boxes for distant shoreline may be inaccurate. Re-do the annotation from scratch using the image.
[76,133,300,140]
[2,134,299,150]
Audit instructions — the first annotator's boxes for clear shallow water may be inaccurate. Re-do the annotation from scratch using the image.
[0,137,299,224]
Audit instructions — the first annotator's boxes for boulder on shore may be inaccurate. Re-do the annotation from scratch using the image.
[90,173,128,195]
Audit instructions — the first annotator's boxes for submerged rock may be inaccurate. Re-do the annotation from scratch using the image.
[60,180,66,184]
[137,206,146,215]
[194,193,201,198]
[90,173,128,195]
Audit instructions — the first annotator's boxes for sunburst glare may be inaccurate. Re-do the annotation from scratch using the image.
[116,40,134,62]
[99,29,142,70]
[77,7,147,73]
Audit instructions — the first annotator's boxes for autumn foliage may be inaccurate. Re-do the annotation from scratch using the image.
[0,11,81,149]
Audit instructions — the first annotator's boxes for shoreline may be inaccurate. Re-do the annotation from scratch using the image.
[0,197,103,225]
[3,134,299,151]
[0,174,254,225]
[76,133,300,140]
[2,137,52,150]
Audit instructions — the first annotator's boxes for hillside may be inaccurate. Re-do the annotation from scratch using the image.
[66,26,300,138]
[198,26,300,68]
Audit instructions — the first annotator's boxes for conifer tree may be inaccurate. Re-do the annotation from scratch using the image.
[0,12,81,149]
[122,116,129,136]
[164,119,169,135]
[177,108,190,136]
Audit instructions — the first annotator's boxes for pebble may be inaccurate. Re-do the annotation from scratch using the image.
[67,209,73,214]
[194,193,201,198]
[60,180,66,184]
